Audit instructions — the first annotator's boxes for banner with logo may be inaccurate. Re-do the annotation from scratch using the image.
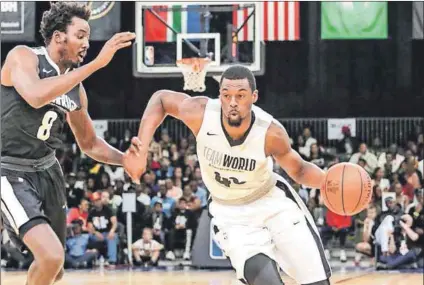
[1,1,35,42]
[327,118,356,140]
[321,2,388,39]
[83,1,121,41]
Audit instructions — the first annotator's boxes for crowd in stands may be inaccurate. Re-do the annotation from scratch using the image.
[1,123,423,270]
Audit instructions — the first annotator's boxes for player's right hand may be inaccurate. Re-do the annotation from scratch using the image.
[123,137,147,184]
[93,32,136,69]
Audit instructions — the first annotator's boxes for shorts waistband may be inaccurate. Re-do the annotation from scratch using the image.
[1,152,57,172]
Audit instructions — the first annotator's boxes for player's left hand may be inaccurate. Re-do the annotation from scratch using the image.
[123,137,147,184]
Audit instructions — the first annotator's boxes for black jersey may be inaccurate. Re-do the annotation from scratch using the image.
[1,46,82,160]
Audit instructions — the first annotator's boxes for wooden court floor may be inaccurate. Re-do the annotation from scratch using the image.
[1,269,422,285]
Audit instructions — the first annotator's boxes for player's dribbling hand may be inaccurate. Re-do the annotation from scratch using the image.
[123,137,146,184]
[93,32,136,69]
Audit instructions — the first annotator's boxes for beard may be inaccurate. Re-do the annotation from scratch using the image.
[227,116,242,127]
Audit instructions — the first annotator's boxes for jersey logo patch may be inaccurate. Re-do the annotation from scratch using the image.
[207,132,218,136]
[214,171,246,188]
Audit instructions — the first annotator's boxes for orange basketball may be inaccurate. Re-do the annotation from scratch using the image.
[321,162,372,216]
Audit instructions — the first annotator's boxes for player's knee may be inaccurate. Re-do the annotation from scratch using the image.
[243,253,284,285]
[302,279,331,285]
[40,250,64,271]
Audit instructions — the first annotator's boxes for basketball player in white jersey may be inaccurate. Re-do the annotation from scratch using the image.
[123,65,331,285]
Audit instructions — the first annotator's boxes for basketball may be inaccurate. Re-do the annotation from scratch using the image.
[321,162,372,216]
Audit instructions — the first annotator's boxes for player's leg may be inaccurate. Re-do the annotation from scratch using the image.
[268,181,331,285]
[42,162,69,281]
[212,221,285,285]
[1,175,64,285]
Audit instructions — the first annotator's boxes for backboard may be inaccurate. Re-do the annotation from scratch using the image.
[133,2,265,78]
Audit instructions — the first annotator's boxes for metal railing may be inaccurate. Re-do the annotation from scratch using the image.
[104,117,423,148]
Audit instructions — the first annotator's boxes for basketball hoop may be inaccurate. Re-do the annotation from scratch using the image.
[176,57,211,92]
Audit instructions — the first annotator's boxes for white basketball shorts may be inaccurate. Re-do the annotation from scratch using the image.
[209,177,332,284]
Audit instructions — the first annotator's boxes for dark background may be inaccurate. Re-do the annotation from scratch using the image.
[2,2,423,119]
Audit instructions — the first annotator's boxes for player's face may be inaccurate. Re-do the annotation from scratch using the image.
[219,78,258,127]
[57,17,90,68]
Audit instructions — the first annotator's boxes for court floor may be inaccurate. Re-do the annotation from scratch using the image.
[1,268,422,285]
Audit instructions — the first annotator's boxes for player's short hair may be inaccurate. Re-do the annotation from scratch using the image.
[220,65,257,91]
[40,2,91,45]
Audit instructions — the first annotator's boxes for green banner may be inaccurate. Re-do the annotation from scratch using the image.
[321,2,388,39]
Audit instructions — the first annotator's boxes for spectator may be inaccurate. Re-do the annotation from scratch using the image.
[378,144,404,174]
[87,192,119,267]
[97,172,111,191]
[308,143,326,169]
[370,137,384,158]
[101,190,121,214]
[67,198,90,231]
[136,184,151,207]
[321,209,352,262]
[372,167,390,192]
[151,183,176,218]
[169,143,181,167]
[392,182,410,211]
[132,228,163,267]
[183,167,193,185]
[118,129,132,152]
[167,198,196,260]
[104,165,125,185]
[370,185,383,215]
[156,157,174,180]
[159,130,172,152]
[146,201,168,246]
[193,166,206,189]
[172,167,184,189]
[182,184,202,212]
[66,172,84,209]
[298,126,317,158]
[336,126,359,157]
[65,220,98,269]
[350,143,378,173]
[403,157,422,191]
[165,178,183,200]
[374,197,404,258]
[143,171,160,194]
[189,180,208,210]
[355,205,378,266]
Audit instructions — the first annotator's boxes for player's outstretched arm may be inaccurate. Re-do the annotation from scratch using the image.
[67,84,123,165]
[2,32,135,109]
[124,89,208,183]
[265,120,326,189]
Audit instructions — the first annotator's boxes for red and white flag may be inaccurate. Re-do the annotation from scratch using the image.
[233,1,300,42]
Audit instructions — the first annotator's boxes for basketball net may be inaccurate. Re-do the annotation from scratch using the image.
[176,57,211,92]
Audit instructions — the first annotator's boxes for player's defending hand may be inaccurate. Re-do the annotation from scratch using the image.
[93,32,136,69]
[123,137,147,184]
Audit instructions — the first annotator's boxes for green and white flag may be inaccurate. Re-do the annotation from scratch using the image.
[321,2,388,40]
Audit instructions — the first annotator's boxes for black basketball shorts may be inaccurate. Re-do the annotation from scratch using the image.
[1,161,67,251]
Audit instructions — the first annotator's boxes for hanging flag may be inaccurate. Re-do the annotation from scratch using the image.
[144,5,201,42]
[233,2,300,42]
[413,2,424,39]
[321,2,388,39]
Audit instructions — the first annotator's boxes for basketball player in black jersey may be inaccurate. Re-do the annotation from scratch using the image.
[1,3,138,285]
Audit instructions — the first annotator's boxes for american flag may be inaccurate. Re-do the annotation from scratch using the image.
[233,1,300,42]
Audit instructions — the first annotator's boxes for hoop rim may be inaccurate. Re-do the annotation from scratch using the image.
[176,57,211,67]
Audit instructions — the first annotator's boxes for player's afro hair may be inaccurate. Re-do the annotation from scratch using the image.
[220,65,257,91]
[40,2,91,45]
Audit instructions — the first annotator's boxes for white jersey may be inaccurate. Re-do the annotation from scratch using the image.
[196,99,277,205]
